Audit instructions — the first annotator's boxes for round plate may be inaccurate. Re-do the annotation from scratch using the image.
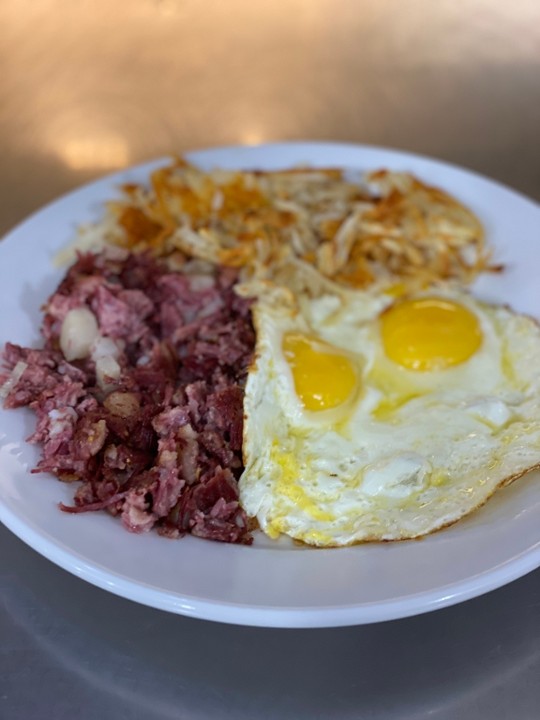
[1,142,540,628]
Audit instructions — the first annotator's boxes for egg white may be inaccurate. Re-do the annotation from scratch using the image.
[239,286,540,546]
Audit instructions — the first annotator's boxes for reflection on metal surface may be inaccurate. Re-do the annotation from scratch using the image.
[58,137,130,170]
[240,128,267,146]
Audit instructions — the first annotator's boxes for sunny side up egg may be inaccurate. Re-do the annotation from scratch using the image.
[239,285,540,546]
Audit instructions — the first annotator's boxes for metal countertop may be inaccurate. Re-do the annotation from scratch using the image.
[1,2,540,718]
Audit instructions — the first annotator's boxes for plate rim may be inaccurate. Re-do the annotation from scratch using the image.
[3,499,540,627]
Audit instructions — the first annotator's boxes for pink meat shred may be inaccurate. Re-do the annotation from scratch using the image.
[0,251,255,544]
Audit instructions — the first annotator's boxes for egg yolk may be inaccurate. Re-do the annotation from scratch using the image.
[381,297,483,371]
[283,333,358,410]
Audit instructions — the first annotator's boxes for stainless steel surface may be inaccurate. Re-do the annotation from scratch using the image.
[1,1,540,718]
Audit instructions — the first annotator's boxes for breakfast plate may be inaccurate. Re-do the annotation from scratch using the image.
[1,142,540,628]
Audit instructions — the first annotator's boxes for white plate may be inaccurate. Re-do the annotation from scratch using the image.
[1,142,540,628]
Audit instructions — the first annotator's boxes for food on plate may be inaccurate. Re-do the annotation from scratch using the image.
[1,250,255,544]
[78,157,496,292]
[239,283,540,546]
[1,157,530,548]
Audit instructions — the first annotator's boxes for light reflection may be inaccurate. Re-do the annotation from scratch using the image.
[240,129,266,146]
[58,137,130,171]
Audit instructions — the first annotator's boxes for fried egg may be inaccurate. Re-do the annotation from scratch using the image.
[239,285,540,546]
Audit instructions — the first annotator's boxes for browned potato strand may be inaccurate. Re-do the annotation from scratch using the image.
[95,157,498,293]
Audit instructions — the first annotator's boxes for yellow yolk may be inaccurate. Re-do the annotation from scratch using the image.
[282,333,358,410]
[381,297,483,371]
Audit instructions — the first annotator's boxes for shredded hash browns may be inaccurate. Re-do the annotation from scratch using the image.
[94,156,497,290]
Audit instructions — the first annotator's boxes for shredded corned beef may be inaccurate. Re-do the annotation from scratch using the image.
[0,250,255,544]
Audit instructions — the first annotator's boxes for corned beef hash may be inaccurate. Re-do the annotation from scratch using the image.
[3,158,540,547]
